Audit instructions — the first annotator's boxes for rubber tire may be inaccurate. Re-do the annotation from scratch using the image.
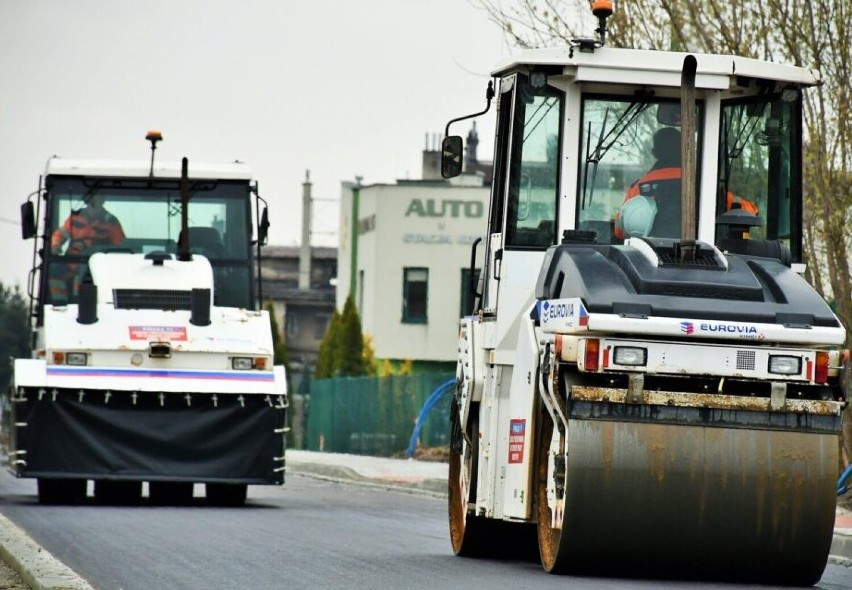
[449,398,498,556]
[205,483,247,507]
[94,480,142,506]
[536,407,571,573]
[149,481,194,505]
[37,478,87,505]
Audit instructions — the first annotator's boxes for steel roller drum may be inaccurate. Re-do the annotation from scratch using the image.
[560,401,837,585]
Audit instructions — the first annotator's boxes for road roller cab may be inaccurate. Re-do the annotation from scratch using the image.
[443,5,845,585]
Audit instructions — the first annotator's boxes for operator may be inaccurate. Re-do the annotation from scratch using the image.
[614,126,758,239]
[49,193,125,301]
[51,193,125,255]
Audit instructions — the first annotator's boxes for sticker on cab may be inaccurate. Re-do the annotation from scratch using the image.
[129,326,188,341]
[508,419,526,464]
[539,298,588,332]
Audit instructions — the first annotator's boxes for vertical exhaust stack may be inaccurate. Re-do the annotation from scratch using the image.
[679,55,698,260]
[178,157,191,262]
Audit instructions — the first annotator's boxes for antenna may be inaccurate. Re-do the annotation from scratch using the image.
[146,130,163,177]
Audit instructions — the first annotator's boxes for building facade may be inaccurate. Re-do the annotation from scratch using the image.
[337,169,489,366]
[261,245,336,390]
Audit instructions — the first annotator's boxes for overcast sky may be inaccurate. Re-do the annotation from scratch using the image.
[0,1,512,288]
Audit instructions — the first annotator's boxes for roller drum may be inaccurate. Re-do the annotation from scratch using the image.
[561,414,836,584]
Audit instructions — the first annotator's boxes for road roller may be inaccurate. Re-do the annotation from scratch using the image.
[441,4,846,585]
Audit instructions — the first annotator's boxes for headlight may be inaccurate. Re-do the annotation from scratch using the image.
[66,352,88,366]
[768,355,801,375]
[232,357,254,370]
[613,346,647,366]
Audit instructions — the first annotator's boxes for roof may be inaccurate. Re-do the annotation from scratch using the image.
[493,46,820,89]
[44,157,253,181]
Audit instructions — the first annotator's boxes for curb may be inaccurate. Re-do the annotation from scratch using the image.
[287,459,447,498]
[830,529,852,566]
[0,512,93,590]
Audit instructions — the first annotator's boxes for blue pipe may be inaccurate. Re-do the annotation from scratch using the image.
[838,463,852,496]
[405,378,456,458]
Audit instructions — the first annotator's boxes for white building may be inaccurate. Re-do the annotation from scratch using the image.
[337,154,490,366]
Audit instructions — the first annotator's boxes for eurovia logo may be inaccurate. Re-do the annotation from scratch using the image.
[680,321,695,335]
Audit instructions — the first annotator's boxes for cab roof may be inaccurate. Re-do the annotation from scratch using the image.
[44,157,253,181]
[492,46,819,90]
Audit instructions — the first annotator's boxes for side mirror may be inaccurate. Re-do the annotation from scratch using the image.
[441,136,464,179]
[258,207,270,246]
[20,202,36,240]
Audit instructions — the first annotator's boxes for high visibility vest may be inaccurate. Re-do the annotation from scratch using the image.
[51,207,125,255]
[613,167,759,239]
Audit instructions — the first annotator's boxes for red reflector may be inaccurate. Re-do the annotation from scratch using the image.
[584,339,600,372]
[805,359,813,380]
[815,352,829,384]
[602,347,610,368]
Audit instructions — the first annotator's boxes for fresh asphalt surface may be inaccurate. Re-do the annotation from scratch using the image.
[0,458,849,589]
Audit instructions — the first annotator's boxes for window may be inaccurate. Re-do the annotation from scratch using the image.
[45,177,253,307]
[460,268,481,317]
[314,313,330,340]
[285,311,299,339]
[576,98,703,243]
[716,92,801,259]
[402,268,428,324]
[505,75,563,249]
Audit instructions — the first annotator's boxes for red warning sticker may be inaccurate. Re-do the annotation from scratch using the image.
[129,326,187,341]
[508,419,526,464]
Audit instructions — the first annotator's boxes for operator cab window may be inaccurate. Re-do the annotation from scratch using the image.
[716,91,802,261]
[504,74,563,250]
[576,97,703,244]
[45,178,253,308]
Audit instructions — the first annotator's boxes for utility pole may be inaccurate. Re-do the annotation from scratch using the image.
[299,171,312,290]
[349,176,363,300]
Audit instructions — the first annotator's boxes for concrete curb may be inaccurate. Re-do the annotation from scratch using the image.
[830,529,852,566]
[286,459,447,498]
[0,512,93,590]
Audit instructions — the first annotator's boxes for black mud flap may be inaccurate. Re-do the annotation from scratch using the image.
[12,390,285,484]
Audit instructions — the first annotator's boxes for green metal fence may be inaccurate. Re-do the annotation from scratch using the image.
[305,373,454,456]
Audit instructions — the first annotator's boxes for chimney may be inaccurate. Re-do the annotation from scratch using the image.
[465,122,479,171]
[299,170,312,290]
[422,131,442,180]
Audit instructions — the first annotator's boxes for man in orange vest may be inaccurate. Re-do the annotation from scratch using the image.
[614,126,758,239]
[49,193,125,301]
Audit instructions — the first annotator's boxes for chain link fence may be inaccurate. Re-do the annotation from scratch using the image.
[305,373,454,456]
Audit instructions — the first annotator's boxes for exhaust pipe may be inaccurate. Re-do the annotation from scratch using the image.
[679,55,698,261]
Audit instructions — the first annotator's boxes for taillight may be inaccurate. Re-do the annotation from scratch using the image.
[584,339,600,372]
[815,351,829,384]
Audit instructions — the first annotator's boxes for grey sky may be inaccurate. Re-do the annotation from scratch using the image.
[0,1,508,287]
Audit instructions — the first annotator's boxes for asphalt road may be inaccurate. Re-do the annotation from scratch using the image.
[0,471,849,590]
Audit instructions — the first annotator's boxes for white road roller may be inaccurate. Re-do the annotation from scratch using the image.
[443,3,845,584]
[11,132,287,506]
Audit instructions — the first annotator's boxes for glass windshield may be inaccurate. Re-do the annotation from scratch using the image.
[505,75,563,249]
[717,93,801,259]
[577,97,703,243]
[45,177,254,308]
